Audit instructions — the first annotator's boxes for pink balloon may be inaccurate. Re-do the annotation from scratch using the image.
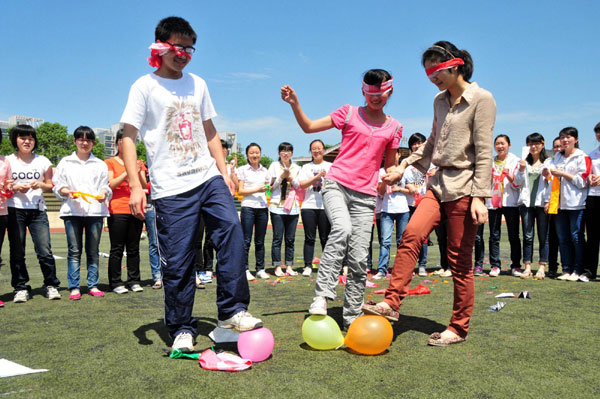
[237,328,274,362]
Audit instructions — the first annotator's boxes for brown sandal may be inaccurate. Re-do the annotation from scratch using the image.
[362,301,399,322]
[427,331,467,346]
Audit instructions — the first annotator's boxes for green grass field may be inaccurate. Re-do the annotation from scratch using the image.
[1,227,599,398]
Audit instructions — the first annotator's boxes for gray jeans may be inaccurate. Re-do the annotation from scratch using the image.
[315,180,376,328]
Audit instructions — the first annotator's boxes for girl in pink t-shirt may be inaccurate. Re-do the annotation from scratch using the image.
[281,69,402,329]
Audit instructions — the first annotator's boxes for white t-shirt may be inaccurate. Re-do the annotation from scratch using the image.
[236,163,270,208]
[268,161,301,215]
[120,73,219,200]
[403,165,428,207]
[378,168,409,214]
[589,146,600,197]
[7,154,52,210]
[298,161,332,210]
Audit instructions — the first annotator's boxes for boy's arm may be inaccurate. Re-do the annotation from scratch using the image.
[122,123,146,219]
[204,119,235,194]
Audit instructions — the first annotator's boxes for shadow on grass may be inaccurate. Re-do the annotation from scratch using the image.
[391,314,446,342]
[133,316,217,347]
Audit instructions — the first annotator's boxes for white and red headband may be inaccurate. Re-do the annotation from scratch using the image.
[147,41,192,69]
[425,58,464,78]
[362,77,393,96]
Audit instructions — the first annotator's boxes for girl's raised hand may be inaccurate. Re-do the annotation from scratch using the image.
[281,85,298,105]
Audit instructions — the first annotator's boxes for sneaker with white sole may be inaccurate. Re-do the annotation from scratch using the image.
[557,273,571,280]
[274,266,285,277]
[511,268,523,277]
[197,271,213,284]
[130,284,144,292]
[308,296,327,315]
[489,267,501,277]
[13,290,29,303]
[172,332,195,353]
[440,269,452,277]
[246,270,256,281]
[579,272,591,283]
[418,266,427,277]
[372,271,387,280]
[46,286,61,300]
[113,286,128,294]
[567,273,580,281]
[218,310,263,332]
[256,270,270,279]
[286,266,298,276]
[302,267,312,277]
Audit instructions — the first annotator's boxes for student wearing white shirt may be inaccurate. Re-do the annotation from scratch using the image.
[487,135,523,277]
[515,133,551,279]
[583,122,600,281]
[7,125,61,303]
[53,127,111,300]
[268,142,301,277]
[373,149,410,280]
[298,140,332,277]
[543,127,591,281]
[237,143,271,280]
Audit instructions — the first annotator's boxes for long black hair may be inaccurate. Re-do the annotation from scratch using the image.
[525,133,549,164]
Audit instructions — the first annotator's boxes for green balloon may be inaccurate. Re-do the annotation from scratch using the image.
[302,315,344,350]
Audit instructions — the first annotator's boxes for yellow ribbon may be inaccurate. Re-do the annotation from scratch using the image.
[72,191,103,203]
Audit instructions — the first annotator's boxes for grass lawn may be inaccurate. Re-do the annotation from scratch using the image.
[1,226,599,398]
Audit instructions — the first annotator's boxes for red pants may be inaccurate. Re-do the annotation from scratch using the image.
[384,191,477,337]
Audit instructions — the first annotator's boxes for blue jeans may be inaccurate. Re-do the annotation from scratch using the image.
[377,211,410,274]
[520,205,549,264]
[489,207,521,269]
[63,216,104,291]
[474,224,485,267]
[154,176,250,338]
[145,204,161,281]
[409,206,428,267]
[555,209,585,274]
[240,207,268,271]
[270,212,299,266]
[301,208,331,268]
[7,207,60,291]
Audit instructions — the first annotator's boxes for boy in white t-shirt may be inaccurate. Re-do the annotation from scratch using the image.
[120,17,261,353]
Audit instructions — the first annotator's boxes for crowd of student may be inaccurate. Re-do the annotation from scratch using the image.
[2,16,599,351]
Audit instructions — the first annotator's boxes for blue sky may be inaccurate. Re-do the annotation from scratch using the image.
[1,0,599,159]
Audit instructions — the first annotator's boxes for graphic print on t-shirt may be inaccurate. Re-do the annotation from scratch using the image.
[165,100,207,163]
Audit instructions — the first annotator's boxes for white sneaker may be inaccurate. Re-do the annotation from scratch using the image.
[567,273,580,282]
[286,266,298,276]
[489,267,501,277]
[308,296,327,315]
[372,272,386,280]
[172,332,195,353]
[47,286,61,300]
[433,268,444,275]
[113,286,128,294]
[13,290,29,303]
[218,310,263,332]
[256,270,270,279]
[511,268,523,277]
[440,269,452,277]
[246,270,256,281]
[130,284,144,292]
[302,267,312,277]
[418,266,427,277]
[579,273,591,283]
[342,266,348,276]
[557,273,571,280]
[274,266,285,277]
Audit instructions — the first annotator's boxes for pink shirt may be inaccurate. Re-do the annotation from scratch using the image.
[0,156,12,216]
[327,105,402,195]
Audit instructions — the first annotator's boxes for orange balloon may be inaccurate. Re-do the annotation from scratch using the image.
[344,315,393,355]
